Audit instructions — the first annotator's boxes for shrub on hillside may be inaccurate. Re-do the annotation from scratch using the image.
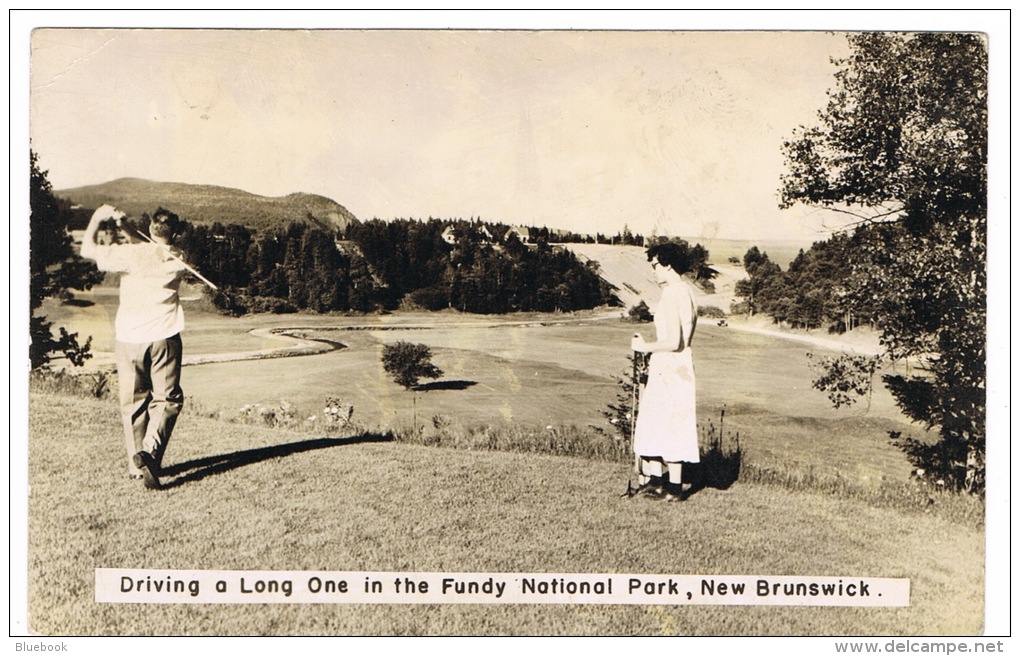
[212,290,298,315]
[602,352,648,442]
[627,301,653,323]
[698,305,726,319]
[729,300,750,316]
[244,295,298,315]
[694,278,716,295]
[404,285,451,311]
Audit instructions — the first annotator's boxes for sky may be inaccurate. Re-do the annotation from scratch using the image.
[28,26,859,243]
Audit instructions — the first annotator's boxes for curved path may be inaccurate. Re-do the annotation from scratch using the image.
[182,313,621,366]
[74,313,623,371]
[185,313,879,367]
[182,327,346,366]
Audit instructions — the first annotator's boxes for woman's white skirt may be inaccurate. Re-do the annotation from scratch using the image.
[633,349,699,463]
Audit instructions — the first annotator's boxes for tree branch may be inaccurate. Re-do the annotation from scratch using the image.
[816,204,906,232]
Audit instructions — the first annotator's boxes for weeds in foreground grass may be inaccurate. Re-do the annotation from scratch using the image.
[739,462,983,526]
[187,394,363,437]
[390,415,631,462]
[28,368,112,400]
[690,411,743,492]
[28,372,983,522]
[238,400,299,429]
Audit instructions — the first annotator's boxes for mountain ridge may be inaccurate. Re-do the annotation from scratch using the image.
[55,177,358,233]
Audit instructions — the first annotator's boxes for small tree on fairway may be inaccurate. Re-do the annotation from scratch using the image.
[381,341,443,390]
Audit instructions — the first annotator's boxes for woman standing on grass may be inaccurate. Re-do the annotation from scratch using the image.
[629,241,706,502]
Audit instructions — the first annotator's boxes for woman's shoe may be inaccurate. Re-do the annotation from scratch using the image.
[663,484,687,502]
[636,482,665,498]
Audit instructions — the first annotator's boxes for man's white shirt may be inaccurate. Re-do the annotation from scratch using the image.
[82,240,187,344]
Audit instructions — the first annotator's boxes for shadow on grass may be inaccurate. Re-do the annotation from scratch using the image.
[62,297,95,307]
[684,441,742,498]
[159,432,394,489]
[415,380,478,391]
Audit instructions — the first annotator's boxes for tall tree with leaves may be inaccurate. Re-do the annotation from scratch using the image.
[734,246,783,317]
[29,151,104,369]
[780,33,987,492]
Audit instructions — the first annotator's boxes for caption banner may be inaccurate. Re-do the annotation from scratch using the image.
[97,569,909,606]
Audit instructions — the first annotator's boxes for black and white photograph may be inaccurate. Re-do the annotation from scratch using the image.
[11,10,1009,648]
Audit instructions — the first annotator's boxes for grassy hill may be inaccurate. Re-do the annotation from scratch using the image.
[25,390,983,636]
[56,178,358,233]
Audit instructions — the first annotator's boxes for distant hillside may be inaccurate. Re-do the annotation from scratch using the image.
[55,178,358,233]
[564,236,819,313]
[565,243,748,313]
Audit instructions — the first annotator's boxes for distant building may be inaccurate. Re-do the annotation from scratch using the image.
[441,225,458,245]
[443,224,496,245]
[504,225,531,244]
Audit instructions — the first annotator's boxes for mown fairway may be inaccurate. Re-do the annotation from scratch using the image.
[27,393,983,636]
[179,316,916,489]
[49,285,925,488]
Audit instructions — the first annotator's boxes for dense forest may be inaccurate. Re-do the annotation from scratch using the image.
[732,233,870,332]
[173,217,617,315]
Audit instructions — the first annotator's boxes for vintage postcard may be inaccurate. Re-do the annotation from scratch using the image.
[12,10,1008,648]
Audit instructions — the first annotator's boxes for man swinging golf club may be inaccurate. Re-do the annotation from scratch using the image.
[81,204,198,489]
